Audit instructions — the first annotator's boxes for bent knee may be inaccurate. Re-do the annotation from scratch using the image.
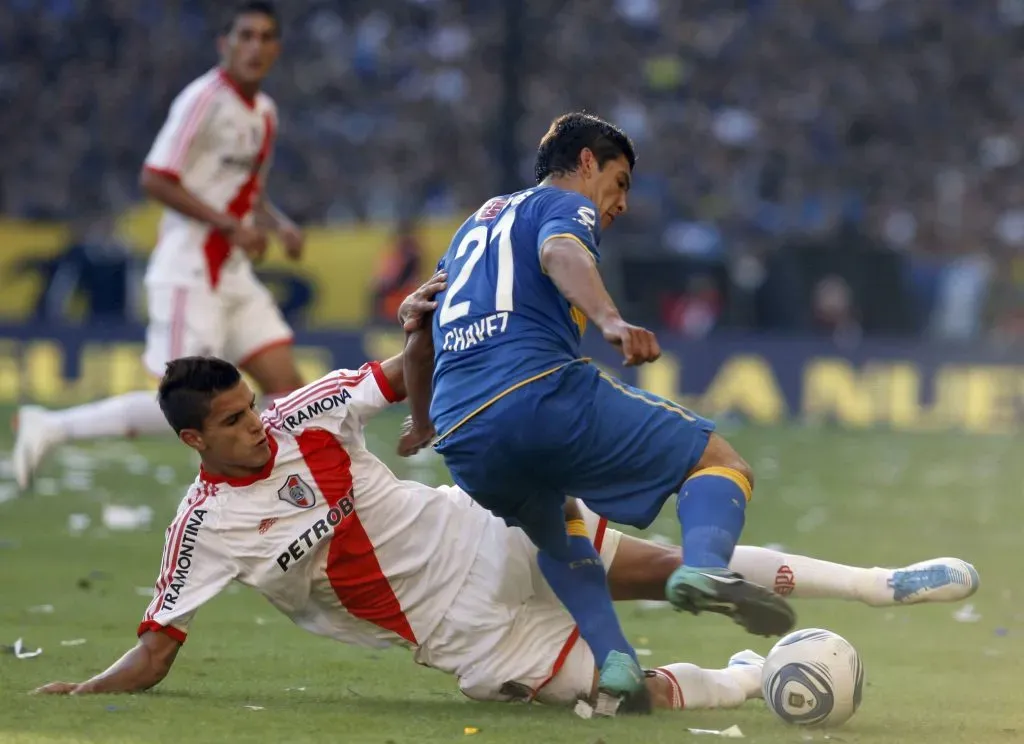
[692,434,754,491]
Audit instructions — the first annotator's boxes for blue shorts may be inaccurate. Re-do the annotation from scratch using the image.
[435,361,715,553]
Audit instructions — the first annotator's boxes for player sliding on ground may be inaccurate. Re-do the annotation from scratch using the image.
[400,112,793,713]
[34,289,979,706]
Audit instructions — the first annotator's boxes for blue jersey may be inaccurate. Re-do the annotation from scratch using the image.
[430,186,602,437]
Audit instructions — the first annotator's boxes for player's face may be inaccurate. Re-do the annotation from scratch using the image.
[220,13,280,85]
[188,381,272,474]
[586,152,631,230]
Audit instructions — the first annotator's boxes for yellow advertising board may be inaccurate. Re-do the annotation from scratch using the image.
[1,331,1022,434]
[0,204,461,327]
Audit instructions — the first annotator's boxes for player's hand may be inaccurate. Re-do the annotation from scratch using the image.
[398,271,448,332]
[397,416,435,457]
[601,318,661,366]
[227,223,269,263]
[277,221,305,261]
[32,681,81,695]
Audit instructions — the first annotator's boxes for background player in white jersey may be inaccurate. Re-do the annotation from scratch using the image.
[12,1,304,491]
[32,282,978,707]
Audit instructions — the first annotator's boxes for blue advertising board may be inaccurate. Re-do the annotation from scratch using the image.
[1,324,1022,434]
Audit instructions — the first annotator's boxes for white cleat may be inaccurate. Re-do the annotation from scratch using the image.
[727,649,766,670]
[12,406,64,491]
[727,649,766,699]
[887,558,980,605]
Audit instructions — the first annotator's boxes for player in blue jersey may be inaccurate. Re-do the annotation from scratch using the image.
[399,113,795,715]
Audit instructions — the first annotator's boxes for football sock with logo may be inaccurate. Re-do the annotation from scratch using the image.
[650,662,760,711]
[49,391,171,440]
[676,467,751,569]
[728,546,865,602]
[536,520,636,668]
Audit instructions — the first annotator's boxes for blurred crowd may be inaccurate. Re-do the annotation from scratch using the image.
[2,0,1022,340]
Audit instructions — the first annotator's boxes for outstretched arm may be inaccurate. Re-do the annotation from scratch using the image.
[34,631,181,695]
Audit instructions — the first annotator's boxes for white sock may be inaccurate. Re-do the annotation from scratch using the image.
[47,391,171,440]
[729,545,887,604]
[651,663,758,711]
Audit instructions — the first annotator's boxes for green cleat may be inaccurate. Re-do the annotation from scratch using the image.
[666,566,796,637]
[593,650,652,717]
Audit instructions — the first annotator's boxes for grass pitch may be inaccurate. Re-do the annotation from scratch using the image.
[0,408,1021,744]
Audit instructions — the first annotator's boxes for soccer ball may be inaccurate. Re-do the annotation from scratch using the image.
[761,628,864,727]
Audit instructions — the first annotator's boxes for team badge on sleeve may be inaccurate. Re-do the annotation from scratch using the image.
[278,475,317,509]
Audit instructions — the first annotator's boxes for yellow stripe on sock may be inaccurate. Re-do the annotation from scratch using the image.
[685,466,753,502]
[566,519,589,538]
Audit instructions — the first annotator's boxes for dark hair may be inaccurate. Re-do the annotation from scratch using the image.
[534,112,636,184]
[158,357,243,434]
[223,1,280,36]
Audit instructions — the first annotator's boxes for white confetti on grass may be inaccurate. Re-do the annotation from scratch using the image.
[154,465,177,485]
[67,514,91,536]
[953,603,981,623]
[795,506,828,533]
[34,478,59,496]
[124,455,151,476]
[637,600,671,611]
[0,484,17,506]
[61,470,94,492]
[11,638,42,659]
[687,725,744,738]
[102,504,153,531]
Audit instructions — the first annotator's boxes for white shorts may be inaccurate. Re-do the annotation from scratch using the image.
[414,507,623,706]
[142,270,292,375]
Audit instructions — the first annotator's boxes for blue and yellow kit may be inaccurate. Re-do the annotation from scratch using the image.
[430,185,715,538]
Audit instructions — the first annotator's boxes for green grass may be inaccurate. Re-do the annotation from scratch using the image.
[1,408,1021,743]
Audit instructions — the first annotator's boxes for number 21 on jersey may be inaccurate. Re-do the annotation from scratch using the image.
[438,210,516,326]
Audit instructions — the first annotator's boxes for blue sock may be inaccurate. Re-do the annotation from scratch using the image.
[537,529,636,668]
[677,468,750,568]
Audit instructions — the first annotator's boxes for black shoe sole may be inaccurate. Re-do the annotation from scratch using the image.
[670,577,797,637]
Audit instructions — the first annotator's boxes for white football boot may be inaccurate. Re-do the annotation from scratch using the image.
[12,406,65,491]
[727,649,766,699]
[885,558,979,605]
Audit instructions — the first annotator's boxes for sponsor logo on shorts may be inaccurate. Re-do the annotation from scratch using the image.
[774,565,795,596]
[276,493,355,572]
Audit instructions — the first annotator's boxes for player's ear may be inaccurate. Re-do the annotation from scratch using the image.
[179,429,206,453]
[578,148,597,178]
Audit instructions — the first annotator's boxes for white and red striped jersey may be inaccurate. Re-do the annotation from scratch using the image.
[143,68,277,289]
[138,362,491,650]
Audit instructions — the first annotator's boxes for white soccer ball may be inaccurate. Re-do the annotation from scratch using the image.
[761,628,865,727]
